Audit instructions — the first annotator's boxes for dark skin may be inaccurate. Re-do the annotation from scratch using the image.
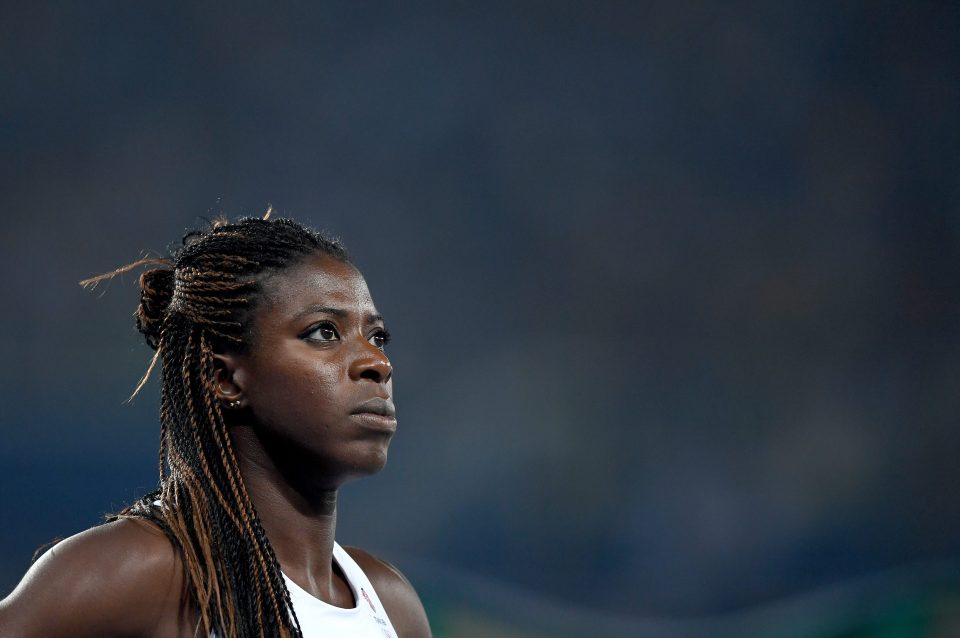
[0,254,431,638]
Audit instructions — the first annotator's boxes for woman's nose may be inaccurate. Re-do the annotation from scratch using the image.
[348,339,393,383]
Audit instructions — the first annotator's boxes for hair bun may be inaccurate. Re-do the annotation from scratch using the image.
[137,268,175,349]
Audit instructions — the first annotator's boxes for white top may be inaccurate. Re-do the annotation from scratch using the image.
[282,542,398,638]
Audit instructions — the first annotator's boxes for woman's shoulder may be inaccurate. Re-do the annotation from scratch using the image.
[343,546,432,638]
[0,518,193,638]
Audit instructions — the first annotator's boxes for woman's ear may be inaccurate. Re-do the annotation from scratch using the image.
[212,353,245,407]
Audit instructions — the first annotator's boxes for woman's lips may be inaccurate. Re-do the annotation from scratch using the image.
[350,397,397,432]
[351,397,395,417]
[350,412,397,432]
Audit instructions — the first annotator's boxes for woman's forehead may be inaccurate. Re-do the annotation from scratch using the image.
[257,254,375,319]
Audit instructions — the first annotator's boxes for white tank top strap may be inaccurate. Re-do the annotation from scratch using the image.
[280,541,398,637]
[332,542,395,624]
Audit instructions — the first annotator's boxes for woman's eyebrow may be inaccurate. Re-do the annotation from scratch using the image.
[292,305,384,325]
[292,305,348,321]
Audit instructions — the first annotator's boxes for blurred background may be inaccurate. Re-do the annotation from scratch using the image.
[2,2,959,636]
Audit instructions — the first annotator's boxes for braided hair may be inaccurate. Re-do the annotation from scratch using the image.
[83,215,349,638]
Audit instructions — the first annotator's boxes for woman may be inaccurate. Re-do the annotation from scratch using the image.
[0,215,431,637]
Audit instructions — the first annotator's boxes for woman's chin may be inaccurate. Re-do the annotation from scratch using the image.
[340,443,390,479]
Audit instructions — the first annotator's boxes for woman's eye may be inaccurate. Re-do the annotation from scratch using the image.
[306,323,340,342]
[370,329,391,349]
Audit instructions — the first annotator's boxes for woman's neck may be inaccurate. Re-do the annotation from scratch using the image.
[229,424,351,605]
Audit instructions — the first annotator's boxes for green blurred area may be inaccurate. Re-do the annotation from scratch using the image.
[415,564,960,638]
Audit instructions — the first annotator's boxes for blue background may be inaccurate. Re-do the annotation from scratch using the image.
[2,3,959,636]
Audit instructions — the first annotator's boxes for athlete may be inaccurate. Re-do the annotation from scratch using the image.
[0,215,431,637]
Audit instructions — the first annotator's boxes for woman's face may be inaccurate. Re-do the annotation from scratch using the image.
[225,253,395,483]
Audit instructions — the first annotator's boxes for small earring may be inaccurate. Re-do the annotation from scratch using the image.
[226,399,242,409]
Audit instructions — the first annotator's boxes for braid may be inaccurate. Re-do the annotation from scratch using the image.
[98,216,349,637]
